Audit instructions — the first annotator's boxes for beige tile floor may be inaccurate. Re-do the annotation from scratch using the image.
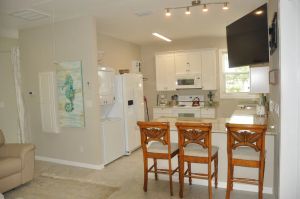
[32,149,274,199]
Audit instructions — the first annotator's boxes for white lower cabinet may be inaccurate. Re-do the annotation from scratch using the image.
[153,107,174,119]
[101,118,125,165]
[200,107,216,118]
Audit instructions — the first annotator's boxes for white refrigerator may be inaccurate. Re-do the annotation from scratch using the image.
[108,73,145,154]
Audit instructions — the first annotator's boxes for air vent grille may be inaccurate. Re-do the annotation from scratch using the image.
[9,9,50,21]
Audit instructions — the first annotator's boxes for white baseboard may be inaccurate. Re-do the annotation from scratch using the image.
[35,156,104,170]
[149,175,273,194]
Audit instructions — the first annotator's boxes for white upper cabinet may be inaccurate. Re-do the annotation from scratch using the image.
[174,51,202,74]
[97,68,116,105]
[201,49,217,90]
[155,49,217,91]
[187,51,202,74]
[174,52,188,74]
[155,53,176,91]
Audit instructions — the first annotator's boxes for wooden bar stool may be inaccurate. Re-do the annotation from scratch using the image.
[137,121,179,196]
[225,123,267,199]
[175,122,219,199]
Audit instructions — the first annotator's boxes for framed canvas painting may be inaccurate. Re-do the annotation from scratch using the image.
[56,61,85,128]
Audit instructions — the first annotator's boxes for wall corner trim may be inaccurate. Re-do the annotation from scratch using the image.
[35,156,105,170]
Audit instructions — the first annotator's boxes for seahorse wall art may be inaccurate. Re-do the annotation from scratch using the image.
[62,74,75,112]
[56,61,85,128]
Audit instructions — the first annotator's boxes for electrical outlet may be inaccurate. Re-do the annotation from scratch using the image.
[275,103,280,116]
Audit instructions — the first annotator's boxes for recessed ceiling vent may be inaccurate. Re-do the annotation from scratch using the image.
[134,10,152,17]
[9,9,50,21]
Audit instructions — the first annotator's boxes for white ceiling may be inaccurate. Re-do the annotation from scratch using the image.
[0,0,267,44]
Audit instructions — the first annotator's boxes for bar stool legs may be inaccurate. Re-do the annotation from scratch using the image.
[208,161,212,199]
[214,152,219,188]
[258,160,265,199]
[168,158,174,196]
[188,162,192,185]
[143,157,148,192]
[179,155,184,198]
[154,159,158,180]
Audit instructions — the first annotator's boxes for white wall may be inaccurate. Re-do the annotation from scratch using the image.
[97,33,141,71]
[0,37,20,143]
[278,0,300,198]
[19,17,103,166]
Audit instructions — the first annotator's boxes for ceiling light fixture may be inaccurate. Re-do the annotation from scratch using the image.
[152,33,172,42]
[165,8,171,16]
[255,10,263,15]
[223,2,229,10]
[164,0,229,16]
[202,4,208,12]
[185,7,191,15]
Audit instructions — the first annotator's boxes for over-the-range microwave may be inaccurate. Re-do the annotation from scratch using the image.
[175,74,202,89]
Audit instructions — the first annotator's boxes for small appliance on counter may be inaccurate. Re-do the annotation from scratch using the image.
[157,94,169,106]
[170,94,178,106]
[192,97,200,107]
[177,95,205,107]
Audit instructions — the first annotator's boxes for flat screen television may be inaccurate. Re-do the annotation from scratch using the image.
[226,3,269,67]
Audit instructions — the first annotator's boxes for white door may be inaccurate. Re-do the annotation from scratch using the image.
[279,0,300,198]
[188,51,202,74]
[134,74,144,149]
[98,70,114,96]
[155,54,176,91]
[201,49,217,90]
[122,75,136,152]
[123,74,144,152]
[174,52,188,74]
[101,118,125,164]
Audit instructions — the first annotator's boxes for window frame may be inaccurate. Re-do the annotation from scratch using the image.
[219,49,258,99]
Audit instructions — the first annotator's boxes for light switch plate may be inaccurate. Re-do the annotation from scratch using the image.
[269,100,275,112]
[0,101,5,108]
[275,103,280,116]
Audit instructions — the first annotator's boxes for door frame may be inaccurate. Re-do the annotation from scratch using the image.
[279,0,300,198]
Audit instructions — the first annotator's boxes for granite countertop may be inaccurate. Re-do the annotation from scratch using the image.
[153,108,276,135]
[153,105,217,109]
[154,116,228,133]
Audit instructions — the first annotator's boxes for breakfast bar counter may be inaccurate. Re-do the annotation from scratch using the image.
[150,109,275,194]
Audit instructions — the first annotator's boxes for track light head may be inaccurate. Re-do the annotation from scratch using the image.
[185,7,191,15]
[202,4,208,12]
[165,8,171,16]
[223,2,229,10]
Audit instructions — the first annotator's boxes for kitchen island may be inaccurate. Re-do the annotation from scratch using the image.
[150,109,275,194]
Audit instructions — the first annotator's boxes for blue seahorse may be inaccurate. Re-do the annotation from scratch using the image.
[62,74,75,112]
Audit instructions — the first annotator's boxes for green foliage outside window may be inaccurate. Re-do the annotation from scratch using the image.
[223,54,250,93]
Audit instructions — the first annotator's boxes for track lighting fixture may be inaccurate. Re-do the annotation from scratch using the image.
[202,4,208,12]
[185,7,191,15]
[165,8,171,16]
[223,2,229,10]
[164,0,229,17]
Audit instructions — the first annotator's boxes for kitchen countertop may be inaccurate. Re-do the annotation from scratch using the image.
[153,108,276,135]
[153,105,217,109]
